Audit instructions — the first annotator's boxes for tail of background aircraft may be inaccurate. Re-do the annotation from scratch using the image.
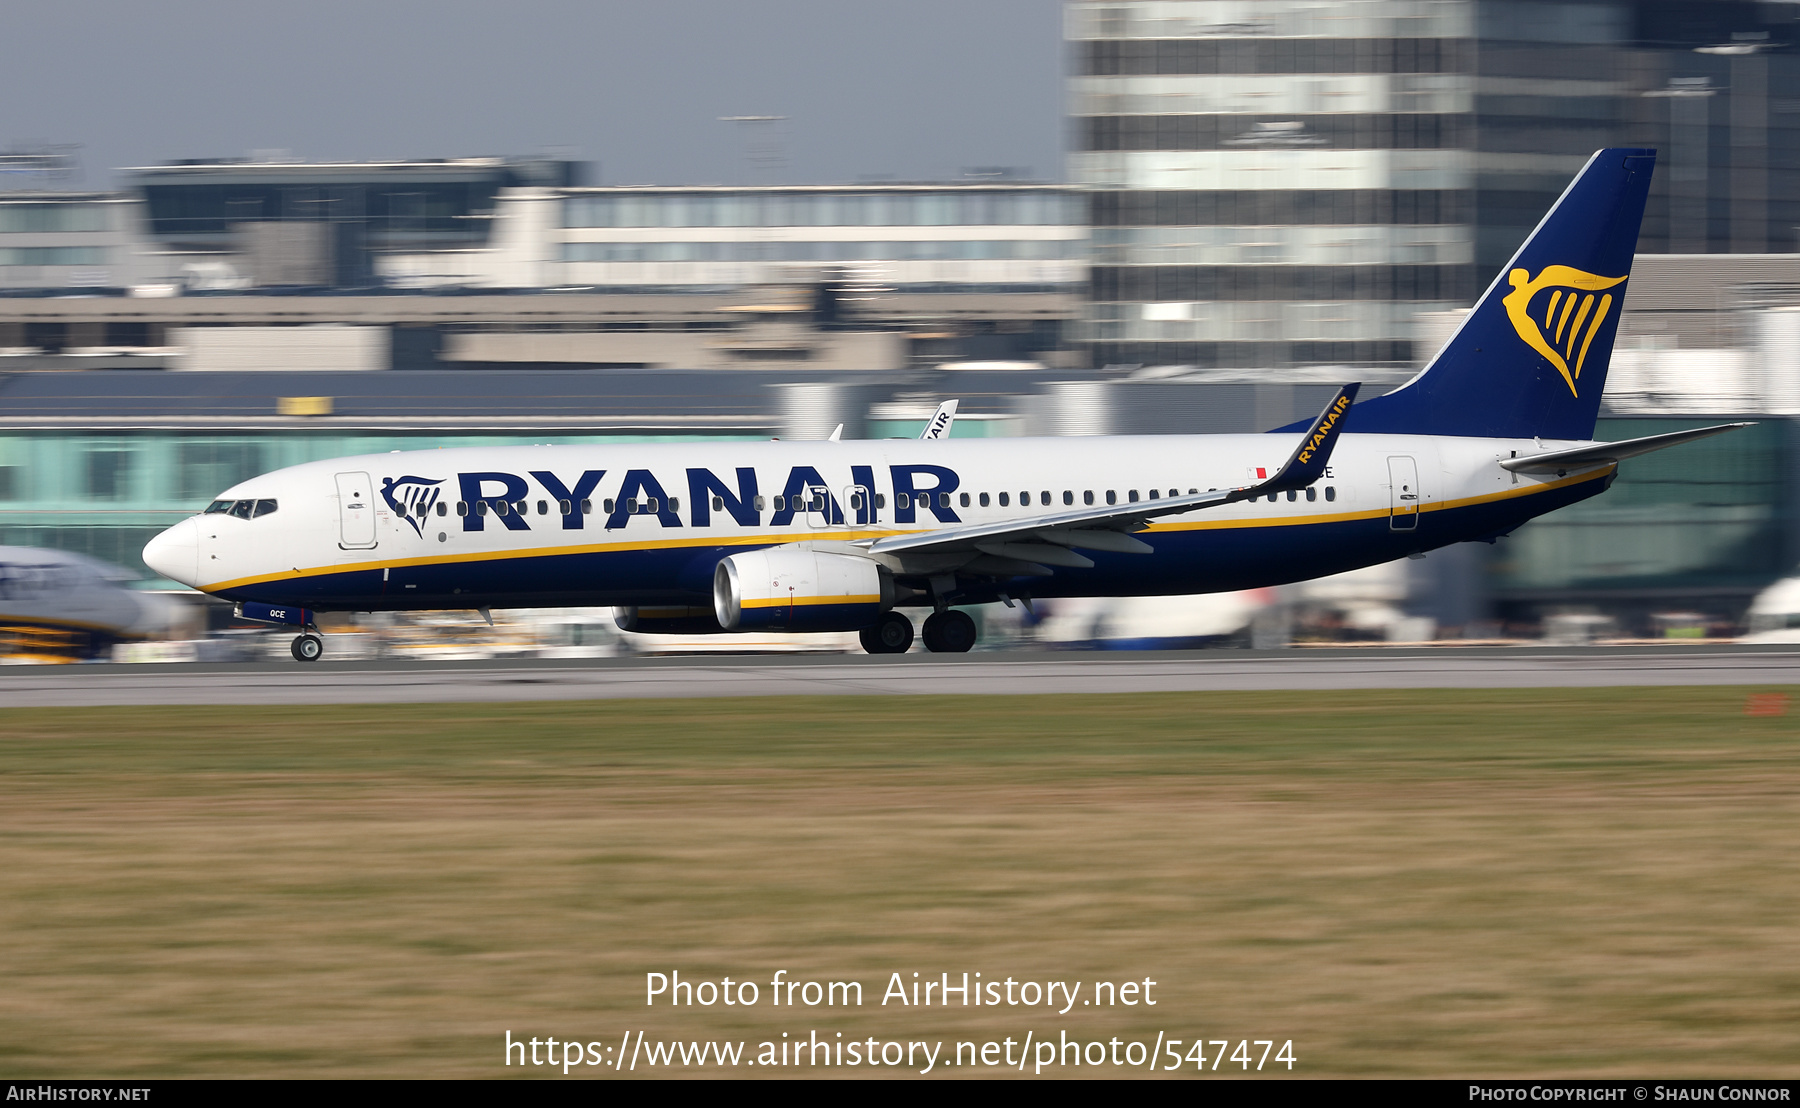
[1315,147,1655,441]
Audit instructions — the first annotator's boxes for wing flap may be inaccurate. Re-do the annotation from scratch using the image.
[974,541,1095,569]
[1035,529,1154,554]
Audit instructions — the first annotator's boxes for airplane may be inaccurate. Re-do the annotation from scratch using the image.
[0,545,188,661]
[143,147,1749,662]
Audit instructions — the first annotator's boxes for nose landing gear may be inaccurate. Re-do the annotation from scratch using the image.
[291,633,324,662]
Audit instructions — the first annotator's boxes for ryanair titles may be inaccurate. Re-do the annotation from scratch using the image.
[416,464,966,532]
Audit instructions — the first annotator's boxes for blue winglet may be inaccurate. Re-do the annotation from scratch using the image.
[1241,382,1358,499]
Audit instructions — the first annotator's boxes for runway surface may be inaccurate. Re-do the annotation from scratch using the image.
[7,645,1800,707]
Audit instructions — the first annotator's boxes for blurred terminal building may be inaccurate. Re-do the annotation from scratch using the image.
[4,0,1800,639]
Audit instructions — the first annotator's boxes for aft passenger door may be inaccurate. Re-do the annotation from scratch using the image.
[336,471,378,549]
[1387,456,1420,532]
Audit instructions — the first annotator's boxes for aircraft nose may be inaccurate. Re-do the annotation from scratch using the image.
[143,518,200,587]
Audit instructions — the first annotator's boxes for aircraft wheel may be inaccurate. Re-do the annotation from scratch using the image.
[291,634,324,662]
[860,611,914,655]
[920,610,977,654]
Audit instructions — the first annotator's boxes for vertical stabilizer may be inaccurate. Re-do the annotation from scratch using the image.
[1314,148,1655,440]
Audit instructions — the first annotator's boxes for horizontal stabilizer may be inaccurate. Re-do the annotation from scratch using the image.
[1500,423,1754,473]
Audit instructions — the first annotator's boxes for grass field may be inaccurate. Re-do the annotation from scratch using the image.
[3,688,1799,1078]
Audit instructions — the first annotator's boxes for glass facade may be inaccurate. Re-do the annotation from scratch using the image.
[1069,0,1800,370]
[0,247,110,267]
[557,186,1088,290]
[0,203,110,233]
[1069,0,1482,369]
[562,190,1082,229]
[0,430,759,580]
[563,240,1082,264]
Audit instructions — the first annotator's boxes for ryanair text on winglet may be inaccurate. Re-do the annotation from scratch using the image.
[1295,393,1352,467]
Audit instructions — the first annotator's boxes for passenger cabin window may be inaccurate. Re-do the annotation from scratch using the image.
[1305,488,1316,502]
[560,499,572,515]
[603,498,616,513]
[457,502,468,516]
[1106,490,1116,505]
[960,492,970,508]
[1286,490,1296,502]
[1084,490,1094,505]
[939,493,950,508]
[581,499,592,515]
[1128,490,1139,503]
[1063,491,1073,505]
[874,494,885,509]
[979,492,990,507]
[999,492,1010,507]
[1325,487,1336,502]
[538,500,549,515]
[712,496,724,511]
[437,502,448,516]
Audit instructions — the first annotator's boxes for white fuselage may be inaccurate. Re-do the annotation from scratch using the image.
[143,431,1611,613]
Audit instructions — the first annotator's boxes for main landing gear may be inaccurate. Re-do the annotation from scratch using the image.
[857,610,978,654]
[291,633,324,662]
[859,611,914,655]
[920,610,977,654]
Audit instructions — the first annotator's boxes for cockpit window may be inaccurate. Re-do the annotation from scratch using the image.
[205,498,279,519]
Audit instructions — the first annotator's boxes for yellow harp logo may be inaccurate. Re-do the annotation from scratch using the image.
[1502,266,1628,397]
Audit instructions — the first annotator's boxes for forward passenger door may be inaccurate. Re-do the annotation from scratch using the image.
[336,471,378,549]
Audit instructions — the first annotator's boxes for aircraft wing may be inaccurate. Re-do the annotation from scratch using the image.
[1500,422,1754,474]
[864,384,1358,568]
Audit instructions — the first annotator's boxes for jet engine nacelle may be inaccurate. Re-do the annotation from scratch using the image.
[714,547,892,632]
[613,605,728,635]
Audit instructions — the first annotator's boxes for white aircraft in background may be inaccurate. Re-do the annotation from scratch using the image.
[144,148,1748,662]
[0,546,187,661]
